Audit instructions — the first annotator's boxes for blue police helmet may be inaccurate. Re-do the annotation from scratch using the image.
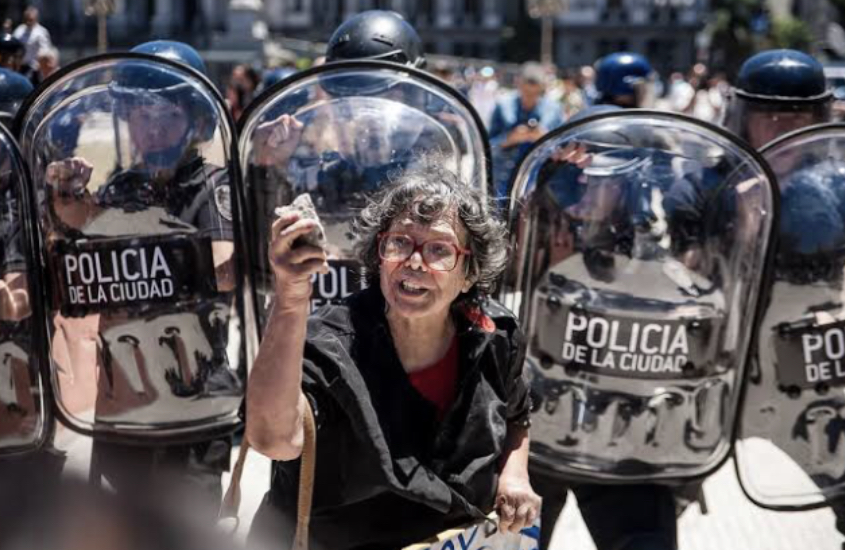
[114,41,208,96]
[736,49,829,101]
[113,41,217,146]
[724,49,832,146]
[261,67,297,92]
[0,67,32,127]
[595,53,653,102]
[130,40,207,76]
[0,68,32,108]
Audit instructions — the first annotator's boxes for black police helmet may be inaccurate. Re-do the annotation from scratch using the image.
[0,33,23,56]
[736,49,829,101]
[326,10,425,68]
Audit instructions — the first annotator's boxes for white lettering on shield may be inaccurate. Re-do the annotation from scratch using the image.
[561,312,689,374]
[63,246,176,306]
[801,330,845,383]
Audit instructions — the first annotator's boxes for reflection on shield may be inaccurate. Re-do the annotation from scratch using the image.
[17,53,254,440]
[0,123,46,455]
[501,111,777,482]
[736,123,845,509]
[240,62,491,327]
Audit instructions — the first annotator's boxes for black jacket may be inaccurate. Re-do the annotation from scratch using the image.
[252,287,529,550]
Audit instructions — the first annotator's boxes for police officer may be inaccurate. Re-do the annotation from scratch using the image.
[252,9,427,170]
[724,49,832,150]
[0,64,60,549]
[724,49,845,538]
[528,59,694,550]
[46,40,236,513]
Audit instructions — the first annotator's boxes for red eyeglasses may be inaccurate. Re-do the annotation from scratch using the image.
[378,233,471,272]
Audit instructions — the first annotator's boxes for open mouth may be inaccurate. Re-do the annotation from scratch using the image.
[398,279,429,297]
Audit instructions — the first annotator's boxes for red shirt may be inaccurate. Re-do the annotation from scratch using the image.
[408,336,459,421]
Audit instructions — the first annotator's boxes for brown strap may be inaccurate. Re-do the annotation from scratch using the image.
[219,436,251,522]
[293,399,317,550]
[219,398,318,550]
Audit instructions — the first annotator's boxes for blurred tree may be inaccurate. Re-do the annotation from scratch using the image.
[771,17,813,51]
[705,0,767,79]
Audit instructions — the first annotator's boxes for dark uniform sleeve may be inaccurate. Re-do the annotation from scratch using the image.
[506,325,531,428]
[192,165,235,241]
[483,300,531,429]
[299,312,348,430]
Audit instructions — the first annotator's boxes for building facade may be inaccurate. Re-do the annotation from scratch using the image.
[554,0,708,73]
[6,0,706,71]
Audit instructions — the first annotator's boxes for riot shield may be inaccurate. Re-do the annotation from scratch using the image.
[0,125,48,455]
[501,110,778,482]
[238,60,491,324]
[16,54,256,442]
[735,123,845,509]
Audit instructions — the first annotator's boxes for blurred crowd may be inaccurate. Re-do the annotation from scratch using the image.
[222,57,731,127]
[0,6,58,87]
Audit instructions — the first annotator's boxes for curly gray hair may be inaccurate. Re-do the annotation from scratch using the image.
[353,158,508,306]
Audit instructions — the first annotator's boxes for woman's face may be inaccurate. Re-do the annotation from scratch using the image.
[379,207,474,321]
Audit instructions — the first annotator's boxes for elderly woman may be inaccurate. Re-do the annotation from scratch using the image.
[246,160,540,549]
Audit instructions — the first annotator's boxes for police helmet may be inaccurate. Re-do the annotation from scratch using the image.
[595,52,654,107]
[725,49,832,148]
[113,41,214,122]
[130,40,207,76]
[0,33,23,56]
[326,10,425,68]
[0,33,23,71]
[112,41,218,161]
[260,67,297,93]
[0,68,32,126]
[736,49,828,101]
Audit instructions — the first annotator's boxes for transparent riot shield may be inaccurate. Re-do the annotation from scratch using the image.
[736,123,845,509]
[501,110,778,482]
[16,54,256,441]
[239,61,491,325]
[0,125,48,455]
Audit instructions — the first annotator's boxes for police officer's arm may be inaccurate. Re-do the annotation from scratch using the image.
[246,211,328,460]
[252,114,304,169]
[45,157,100,228]
[0,272,29,321]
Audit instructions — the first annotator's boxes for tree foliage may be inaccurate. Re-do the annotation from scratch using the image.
[771,17,813,50]
[706,0,768,78]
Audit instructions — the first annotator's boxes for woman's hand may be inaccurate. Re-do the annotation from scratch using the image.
[269,211,329,309]
[495,473,541,534]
